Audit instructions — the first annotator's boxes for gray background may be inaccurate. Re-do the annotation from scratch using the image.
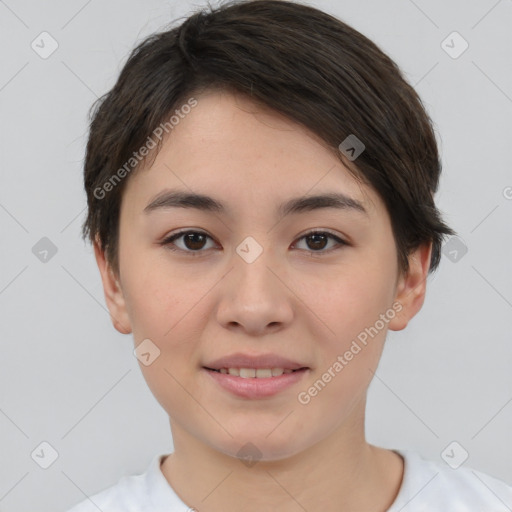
[0,0,511,510]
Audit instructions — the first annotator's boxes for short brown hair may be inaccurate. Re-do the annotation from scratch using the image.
[82,0,454,277]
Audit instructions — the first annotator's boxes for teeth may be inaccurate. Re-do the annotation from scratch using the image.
[215,367,299,378]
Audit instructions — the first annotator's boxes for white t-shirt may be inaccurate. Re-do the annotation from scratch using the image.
[66,449,512,511]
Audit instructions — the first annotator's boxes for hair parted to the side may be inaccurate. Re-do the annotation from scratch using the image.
[81,0,455,278]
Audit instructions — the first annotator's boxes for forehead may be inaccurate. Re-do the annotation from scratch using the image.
[122,89,381,217]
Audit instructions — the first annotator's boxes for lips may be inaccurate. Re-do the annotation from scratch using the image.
[203,365,309,399]
[202,352,310,398]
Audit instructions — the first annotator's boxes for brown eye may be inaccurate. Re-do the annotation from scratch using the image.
[294,230,347,253]
[181,232,208,250]
[306,233,328,250]
[161,230,216,254]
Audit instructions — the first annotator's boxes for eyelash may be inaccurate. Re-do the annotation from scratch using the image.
[160,229,348,256]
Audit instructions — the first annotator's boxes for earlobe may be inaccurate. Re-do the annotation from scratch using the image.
[93,239,132,335]
[388,242,432,332]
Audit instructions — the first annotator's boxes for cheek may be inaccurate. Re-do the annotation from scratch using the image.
[301,259,396,397]
[309,265,396,339]
[122,255,209,378]
[299,278,391,417]
[120,246,193,337]
[124,263,205,413]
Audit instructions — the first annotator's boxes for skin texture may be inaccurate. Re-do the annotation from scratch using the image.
[94,89,432,511]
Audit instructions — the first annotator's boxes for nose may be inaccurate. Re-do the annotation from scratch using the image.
[215,237,294,336]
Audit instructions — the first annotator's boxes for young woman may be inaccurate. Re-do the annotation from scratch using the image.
[69,1,512,510]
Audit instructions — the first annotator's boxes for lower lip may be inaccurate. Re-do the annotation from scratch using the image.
[203,368,309,399]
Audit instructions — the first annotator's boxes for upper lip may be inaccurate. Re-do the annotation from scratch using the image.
[203,353,309,370]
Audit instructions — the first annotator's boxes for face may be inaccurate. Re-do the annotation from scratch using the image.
[95,89,431,461]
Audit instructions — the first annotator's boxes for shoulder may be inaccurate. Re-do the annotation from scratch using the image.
[64,471,147,512]
[390,449,512,511]
[64,453,187,512]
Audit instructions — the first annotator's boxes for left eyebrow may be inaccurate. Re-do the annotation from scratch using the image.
[278,192,367,217]
[143,189,368,218]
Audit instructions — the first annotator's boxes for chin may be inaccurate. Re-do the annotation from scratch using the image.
[211,429,311,464]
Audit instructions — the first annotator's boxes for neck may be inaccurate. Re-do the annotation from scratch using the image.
[160,407,404,512]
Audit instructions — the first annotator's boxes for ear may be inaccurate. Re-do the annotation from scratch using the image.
[93,239,132,335]
[388,242,432,332]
